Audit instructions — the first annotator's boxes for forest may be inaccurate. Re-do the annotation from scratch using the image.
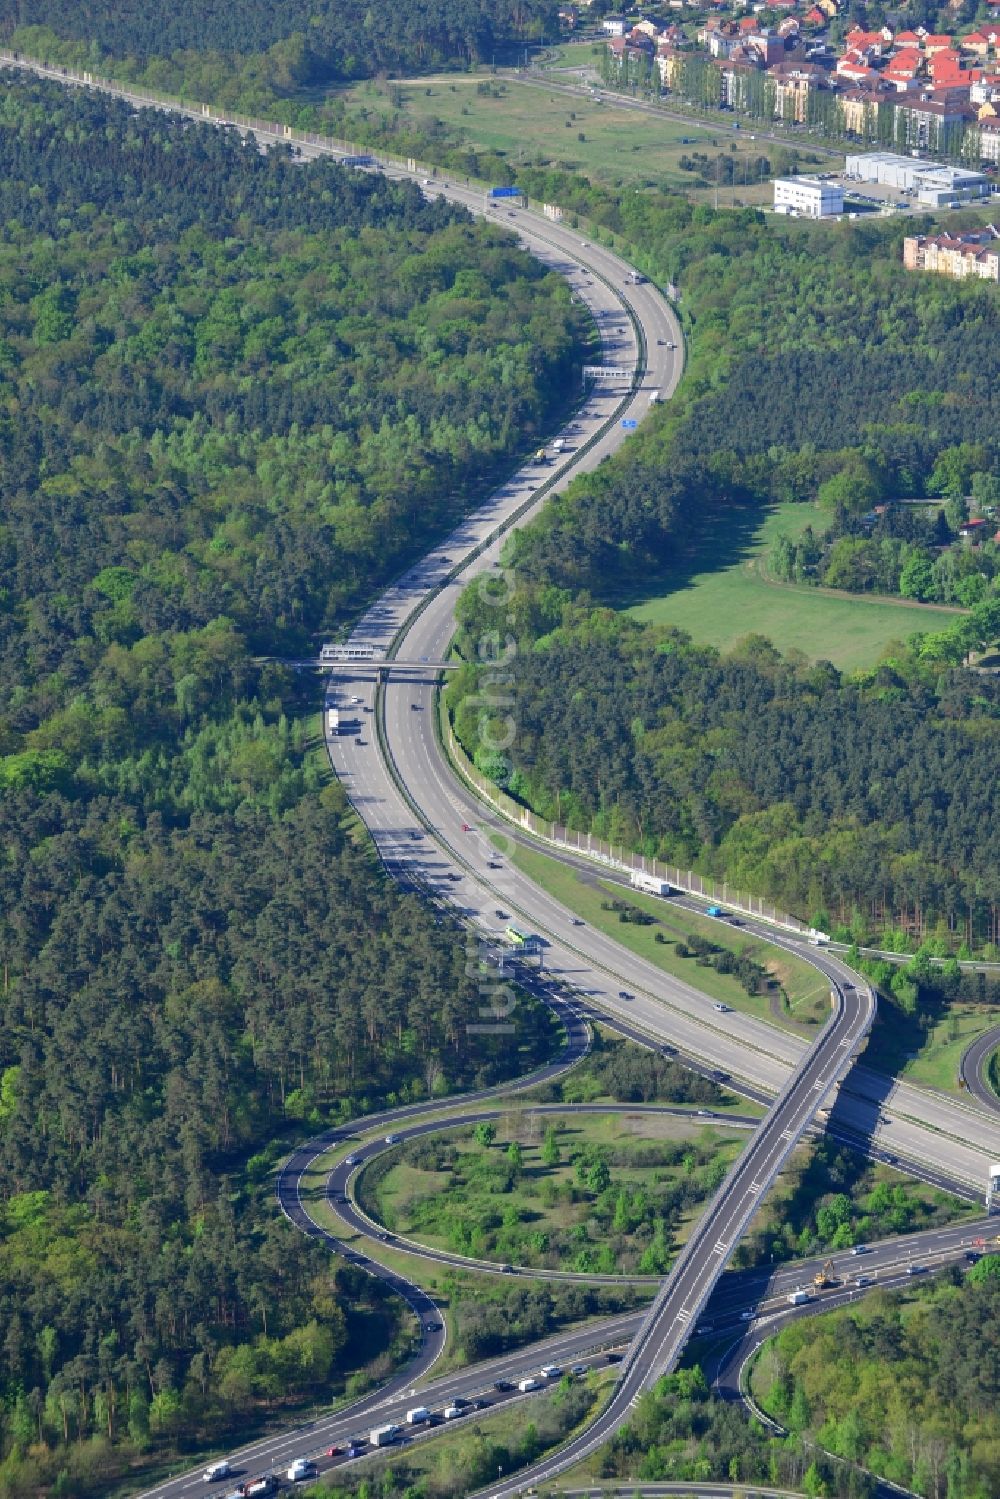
[757,1262,1000,1499]
[0,74,576,1493]
[0,0,558,86]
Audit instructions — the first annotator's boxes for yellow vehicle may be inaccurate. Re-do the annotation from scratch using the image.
[813,1258,837,1290]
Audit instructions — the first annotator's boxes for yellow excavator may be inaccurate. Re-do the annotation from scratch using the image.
[813,1258,837,1290]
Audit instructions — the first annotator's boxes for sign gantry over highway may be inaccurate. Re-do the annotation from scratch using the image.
[582,364,632,382]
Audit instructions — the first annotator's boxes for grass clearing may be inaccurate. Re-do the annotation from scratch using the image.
[495,833,829,1031]
[865,1002,1000,1098]
[337,72,806,203]
[625,500,953,669]
[367,1110,745,1276]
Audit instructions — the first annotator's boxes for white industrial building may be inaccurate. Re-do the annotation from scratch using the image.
[845,151,991,206]
[773,176,845,218]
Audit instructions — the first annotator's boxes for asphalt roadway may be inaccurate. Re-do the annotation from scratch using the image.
[14,55,999,1495]
[134,1208,997,1497]
[959,1024,1000,1118]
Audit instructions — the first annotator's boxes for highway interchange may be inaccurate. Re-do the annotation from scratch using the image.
[8,51,999,1499]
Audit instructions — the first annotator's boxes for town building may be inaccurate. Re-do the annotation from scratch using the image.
[774,174,845,216]
[845,150,991,203]
[902,226,1000,281]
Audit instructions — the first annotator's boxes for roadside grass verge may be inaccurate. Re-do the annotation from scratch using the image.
[336,1369,615,1496]
[495,834,829,1031]
[865,1002,1000,1099]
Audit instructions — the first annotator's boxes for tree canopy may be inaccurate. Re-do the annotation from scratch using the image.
[0,73,573,1492]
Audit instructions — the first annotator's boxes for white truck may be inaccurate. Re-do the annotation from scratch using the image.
[630,871,672,898]
[369,1424,400,1447]
[787,1290,810,1306]
[648,388,662,403]
[518,1377,541,1392]
[327,707,340,735]
[551,438,566,452]
[406,1406,430,1425]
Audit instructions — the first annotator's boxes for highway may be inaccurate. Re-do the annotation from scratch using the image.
[14,53,999,1497]
[133,1204,996,1498]
[960,1024,1000,1116]
[327,1101,758,1285]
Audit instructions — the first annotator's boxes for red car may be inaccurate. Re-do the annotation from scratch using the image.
[326,1445,342,1457]
[461,823,471,832]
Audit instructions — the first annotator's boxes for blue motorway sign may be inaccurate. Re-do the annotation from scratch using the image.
[489,185,521,198]
[621,418,638,430]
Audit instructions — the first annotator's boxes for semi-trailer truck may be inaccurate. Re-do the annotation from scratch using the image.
[327,707,340,734]
[630,871,672,898]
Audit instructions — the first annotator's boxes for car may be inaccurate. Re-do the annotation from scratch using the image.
[350,695,362,704]
[666,340,676,349]
[581,240,590,246]
[345,1445,365,1458]
[856,1275,874,1287]
[617,989,632,1000]
[442,1405,463,1420]
[906,1264,926,1276]
[493,1379,514,1392]
[326,1445,342,1457]
[451,1396,470,1409]
[570,918,584,926]
[425,1321,442,1332]
[656,338,665,345]
[488,860,502,869]
[355,737,364,746]
[713,1003,729,1013]
[606,1352,622,1364]
[334,1194,347,1204]
[495,908,508,919]
[472,1397,490,1410]
[410,703,421,711]
[384,1134,399,1144]
[740,1310,753,1321]
[204,1461,234,1482]
[287,1459,317,1482]
[696,1109,714,1118]
[501,1263,515,1273]
[462,823,472,832]
[570,1363,589,1376]
[850,1244,870,1256]
[539,1364,562,1379]
[344,1155,357,1166]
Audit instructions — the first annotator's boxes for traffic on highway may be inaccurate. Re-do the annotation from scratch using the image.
[32,61,995,1498]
